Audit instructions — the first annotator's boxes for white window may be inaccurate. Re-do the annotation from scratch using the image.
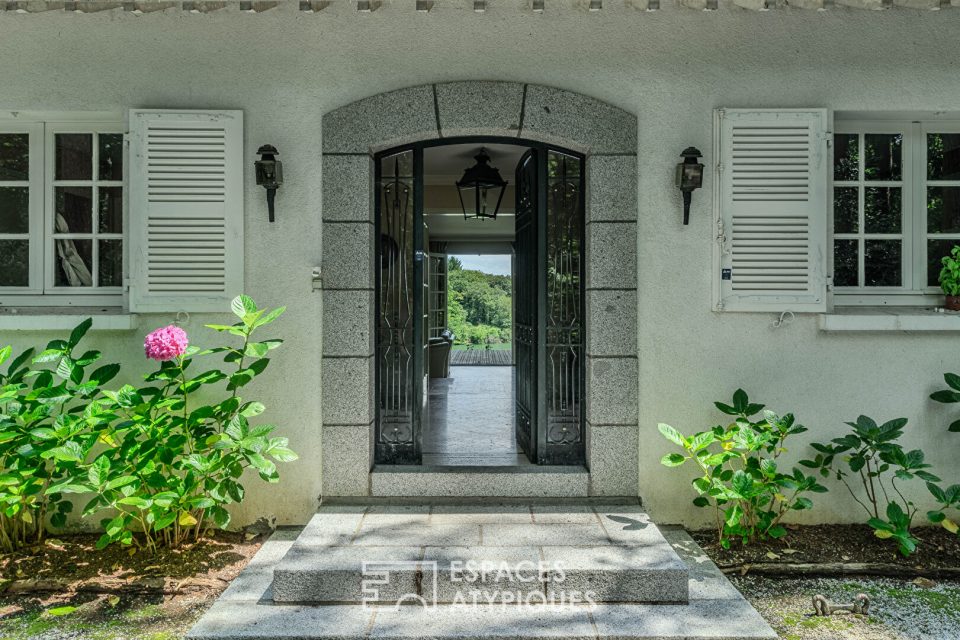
[0,119,125,306]
[831,121,960,305]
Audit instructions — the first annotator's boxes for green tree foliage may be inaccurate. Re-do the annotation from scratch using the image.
[446,257,512,347]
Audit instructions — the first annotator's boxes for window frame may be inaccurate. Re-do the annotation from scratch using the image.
[832,119,960,307]
[0,115,126,308]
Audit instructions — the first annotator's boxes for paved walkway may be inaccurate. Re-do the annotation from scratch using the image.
[451,349,512,366]
[186,504,777,640]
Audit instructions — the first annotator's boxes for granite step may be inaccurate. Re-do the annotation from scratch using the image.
[186,524,777,640]
[271,504,689,604]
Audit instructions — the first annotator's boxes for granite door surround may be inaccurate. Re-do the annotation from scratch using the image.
[321,81,639,498]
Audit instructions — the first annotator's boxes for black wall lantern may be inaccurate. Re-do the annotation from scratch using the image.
[255,144,283,222]
[675,146,704,226]
[456,148,508,221]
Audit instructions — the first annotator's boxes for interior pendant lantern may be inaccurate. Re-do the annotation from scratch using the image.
[456,148,508,221]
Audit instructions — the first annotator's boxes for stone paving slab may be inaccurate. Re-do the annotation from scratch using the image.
[430,504,534,524]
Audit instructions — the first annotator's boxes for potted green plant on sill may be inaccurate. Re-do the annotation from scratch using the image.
[939,245,960,311]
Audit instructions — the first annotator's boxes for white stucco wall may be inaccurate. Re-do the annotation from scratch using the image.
[1,2,959,528]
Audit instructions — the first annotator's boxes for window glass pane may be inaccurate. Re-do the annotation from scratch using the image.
[99,134,123,181]
[864,187,901,234]
[54,187,92,234]
[0,240,28,286]
[928,133,960,181]
[98,239,122,287]
[55,134,93,180]
[864,133,902,181]
[381,150,413,178]
[0,187,29,234]
[98,187,123,233]
[834,134,859,181]
[53,238,92,287]
[833,187,859,233]
[927,187,960,234]
[834,239,858,287]
[0,134,29,181]
[864,239,901,287]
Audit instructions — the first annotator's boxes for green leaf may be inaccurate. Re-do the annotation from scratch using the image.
[89,363,121,386]
[269,447,298,463]
[944,372,960,391]
[657,423,685,447]
[104,475,138,491]
[660,453,686,467]
[88,456,111,487]
[178,511,198,527]
[731,470,752,498]
[252,306,286,329]
[692,496,710,508]
[153,513,176,531]
[232,294,258,320]
[68,318,93,348]
[930,390,960,404]
[244,342,271,358]
[33,348,64,364]
[767,525,787,539]
[47,606,77,617]
[42,441,83,463]
[0,345,11,367]
[949,419,960,433]
[240,402,266,418]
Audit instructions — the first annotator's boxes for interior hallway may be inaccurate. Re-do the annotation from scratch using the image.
[422,366,530,466]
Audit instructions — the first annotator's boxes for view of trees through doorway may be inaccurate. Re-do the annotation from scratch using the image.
[447,254,512,364]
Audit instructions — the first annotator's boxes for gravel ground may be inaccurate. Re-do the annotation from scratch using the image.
[732,574,960,640]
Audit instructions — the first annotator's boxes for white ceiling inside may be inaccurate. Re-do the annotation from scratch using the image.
[424,142,529,243]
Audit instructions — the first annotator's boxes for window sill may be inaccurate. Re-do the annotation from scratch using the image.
[0,309,138,332]
[819,306,960,332]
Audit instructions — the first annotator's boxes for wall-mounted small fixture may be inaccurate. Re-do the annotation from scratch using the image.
[255,144,283,223]
[675,146,704,225]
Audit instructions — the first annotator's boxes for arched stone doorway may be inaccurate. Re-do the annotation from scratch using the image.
[319,82,638,499]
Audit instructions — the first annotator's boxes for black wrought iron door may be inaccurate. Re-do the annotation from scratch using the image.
[539,150,585,465]
[515,148,585,465]
[374,149,423,464]
[514,149,538,462]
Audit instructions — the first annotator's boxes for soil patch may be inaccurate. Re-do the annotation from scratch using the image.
[0,531,265,639]
[692,524,960,572]
[0,530,261,596]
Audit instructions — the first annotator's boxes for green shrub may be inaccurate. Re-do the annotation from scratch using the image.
[0,320,119,551]
[58,295,297,552]
[801,416,939,556]
[938,245,960,296]
[658,389,826,548]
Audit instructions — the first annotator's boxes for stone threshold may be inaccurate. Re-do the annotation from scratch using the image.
[370,465,590,498]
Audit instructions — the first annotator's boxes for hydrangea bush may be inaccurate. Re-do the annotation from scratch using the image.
[0,320,120,551]
[63,295,297,551]
[0,295,296,553]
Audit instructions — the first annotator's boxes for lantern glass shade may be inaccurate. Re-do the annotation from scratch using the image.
[675,162,703,191]
[255,158,283,189]
[456,149,508,221]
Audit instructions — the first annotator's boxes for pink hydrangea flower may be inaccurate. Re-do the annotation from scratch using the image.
[144,325,189,361]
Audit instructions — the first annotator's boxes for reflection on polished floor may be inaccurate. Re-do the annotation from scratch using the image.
[423,365,530,466]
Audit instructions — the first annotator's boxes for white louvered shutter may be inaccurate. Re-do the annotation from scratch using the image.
[128,110,243,312]
[713,108,829,313]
